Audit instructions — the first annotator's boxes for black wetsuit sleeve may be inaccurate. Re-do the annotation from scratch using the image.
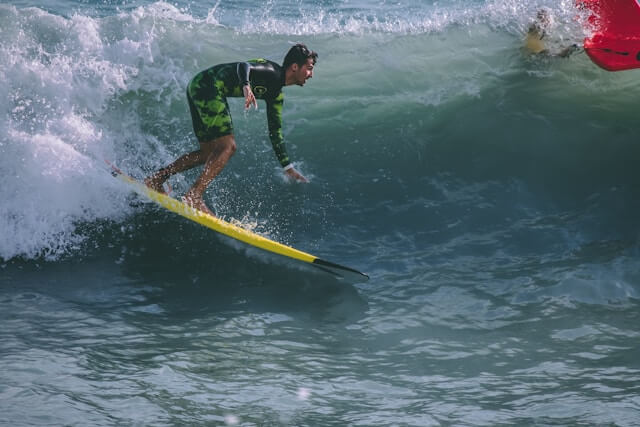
[236,62,250,86]
[266,92,290,167]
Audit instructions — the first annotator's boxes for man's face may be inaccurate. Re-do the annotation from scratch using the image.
[292,58,315,86]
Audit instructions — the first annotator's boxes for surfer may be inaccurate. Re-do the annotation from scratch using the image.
[525,8,580,58]
[145,43,317,215]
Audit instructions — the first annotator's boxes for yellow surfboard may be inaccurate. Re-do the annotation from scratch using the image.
[108,162,368,282]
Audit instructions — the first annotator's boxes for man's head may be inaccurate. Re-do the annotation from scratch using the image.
[528,8,551,37]
[535,8,551,30]
[283,43,317,86]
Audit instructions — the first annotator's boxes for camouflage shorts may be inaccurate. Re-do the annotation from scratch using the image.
[187,72,234,142]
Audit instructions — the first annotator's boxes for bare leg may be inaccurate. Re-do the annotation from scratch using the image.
[182,134,236,216]
[145,149,209,194]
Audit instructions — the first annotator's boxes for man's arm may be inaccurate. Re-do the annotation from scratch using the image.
[557,44,581,58]
[266,93,289,167]
[266,94,308,182]
[236,62,250,86]
[237,62,258,109]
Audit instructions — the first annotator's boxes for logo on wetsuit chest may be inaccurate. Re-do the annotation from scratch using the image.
[253,85,267,96]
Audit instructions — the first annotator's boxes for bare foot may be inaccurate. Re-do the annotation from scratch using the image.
[144,174,167,195]
[181,192,216,217]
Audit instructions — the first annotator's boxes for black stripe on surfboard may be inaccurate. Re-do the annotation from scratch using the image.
[312,258,369,282]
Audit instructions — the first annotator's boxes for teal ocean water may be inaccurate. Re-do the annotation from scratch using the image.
[2,0,640,425]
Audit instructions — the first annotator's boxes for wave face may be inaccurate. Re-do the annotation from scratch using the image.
[2,0,638,261]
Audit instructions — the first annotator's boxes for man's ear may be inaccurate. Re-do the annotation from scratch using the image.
[290,63,299,72]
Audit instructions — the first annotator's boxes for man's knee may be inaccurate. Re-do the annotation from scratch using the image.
[218,136,236,157]
[202,135,236,156]
[223,137,237,154]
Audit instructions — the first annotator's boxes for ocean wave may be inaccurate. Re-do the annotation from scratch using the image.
[1,1,639,261]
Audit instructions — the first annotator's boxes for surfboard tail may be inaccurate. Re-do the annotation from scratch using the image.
[312,258,370,282]
[577,0,640,71]
[584,35,640,71]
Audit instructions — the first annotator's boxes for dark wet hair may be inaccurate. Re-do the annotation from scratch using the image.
[529,8,550,36]
[282,43,318,70]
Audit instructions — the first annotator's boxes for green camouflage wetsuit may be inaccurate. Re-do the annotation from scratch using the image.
[187,59,290,168]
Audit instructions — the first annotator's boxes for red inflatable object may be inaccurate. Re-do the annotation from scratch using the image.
[577,0,640,71]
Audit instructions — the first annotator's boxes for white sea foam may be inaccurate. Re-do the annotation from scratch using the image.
[0,5,147,260]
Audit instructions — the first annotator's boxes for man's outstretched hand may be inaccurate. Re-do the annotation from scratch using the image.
[285,167,309,183]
